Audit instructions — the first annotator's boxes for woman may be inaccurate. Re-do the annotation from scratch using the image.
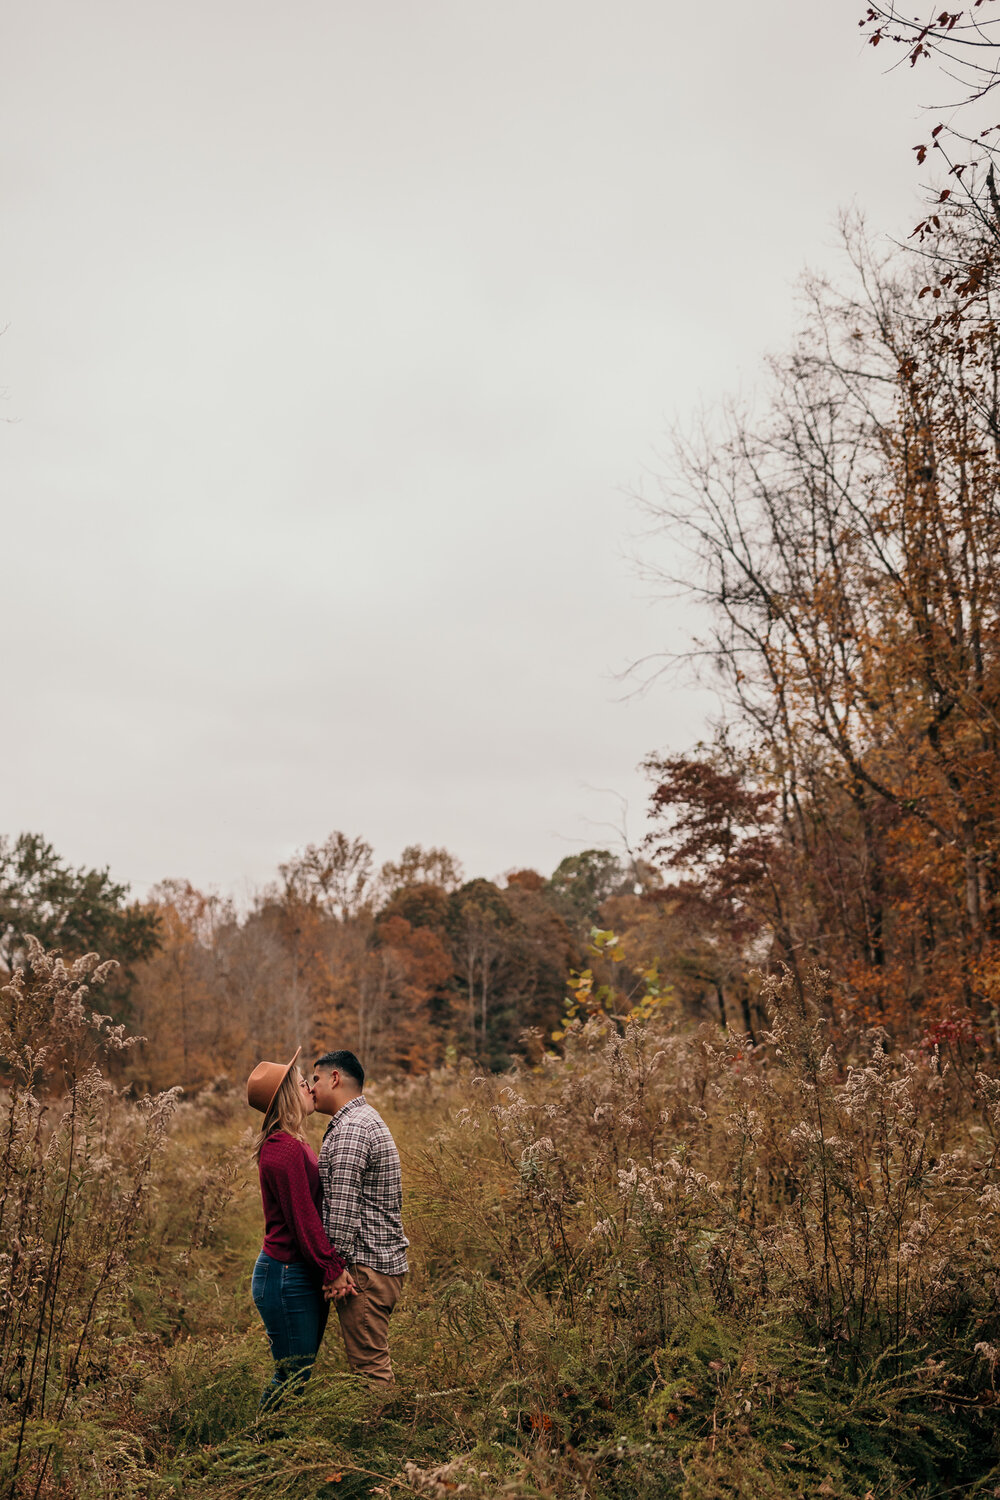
[247,1047,355,1408]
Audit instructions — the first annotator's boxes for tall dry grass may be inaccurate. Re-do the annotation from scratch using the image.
[0,942,241,1499]
[397,966,1000,1495]
[3,945,1000,1497]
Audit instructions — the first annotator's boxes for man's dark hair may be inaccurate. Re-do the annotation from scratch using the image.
[314,1049,365,1089]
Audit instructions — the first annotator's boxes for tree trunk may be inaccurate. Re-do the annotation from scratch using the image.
[715,982,727,1029]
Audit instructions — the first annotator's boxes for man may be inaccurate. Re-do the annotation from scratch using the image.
[310,1049,409,1383]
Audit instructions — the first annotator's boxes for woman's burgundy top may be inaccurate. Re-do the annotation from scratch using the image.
[257,1130,346,1285]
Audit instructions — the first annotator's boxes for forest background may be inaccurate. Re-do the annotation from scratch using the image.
[11,5,1000,1498]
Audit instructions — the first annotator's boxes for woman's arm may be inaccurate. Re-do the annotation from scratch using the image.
[264,1137,348,1285]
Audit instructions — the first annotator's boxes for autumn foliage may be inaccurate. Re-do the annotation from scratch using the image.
[640,203,1000,1035]
[120,840,651,1091]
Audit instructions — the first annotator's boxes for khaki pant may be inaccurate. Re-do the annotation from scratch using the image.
[336,1264,404,1383]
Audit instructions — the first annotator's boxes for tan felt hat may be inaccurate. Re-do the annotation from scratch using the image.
[246,1046,302,1114]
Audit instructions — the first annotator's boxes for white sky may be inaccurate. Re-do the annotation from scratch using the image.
[2,2,931,897]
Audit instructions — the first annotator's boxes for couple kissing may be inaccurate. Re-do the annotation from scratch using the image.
[246,1047,408,1409]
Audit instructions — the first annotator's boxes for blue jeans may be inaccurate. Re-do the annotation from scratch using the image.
[251,1252,329,1409]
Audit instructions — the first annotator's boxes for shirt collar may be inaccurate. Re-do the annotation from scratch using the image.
[323,1093,366,1135]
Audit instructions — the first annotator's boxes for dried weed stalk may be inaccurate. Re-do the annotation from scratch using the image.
[0,938,179,1499]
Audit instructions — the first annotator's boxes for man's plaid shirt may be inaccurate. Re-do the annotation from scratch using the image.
[318,1095,409,1276]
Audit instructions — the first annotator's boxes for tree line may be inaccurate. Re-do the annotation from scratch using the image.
[1,832,692,1090]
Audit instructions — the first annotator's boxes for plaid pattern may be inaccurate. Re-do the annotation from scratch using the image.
[318,1096,409,1276]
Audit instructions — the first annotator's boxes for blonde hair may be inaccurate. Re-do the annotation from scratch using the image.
[252,1068,307,1163]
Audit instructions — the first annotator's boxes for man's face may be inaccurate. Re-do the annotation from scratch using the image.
[310,1066,340,1115]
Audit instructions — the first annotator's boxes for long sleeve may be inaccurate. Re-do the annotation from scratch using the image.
[319,1116,370,1263]
[317,1098,408,1275]
[260,1136,346,1285]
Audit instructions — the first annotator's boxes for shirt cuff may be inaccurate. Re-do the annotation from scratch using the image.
[322,1256,346,1285]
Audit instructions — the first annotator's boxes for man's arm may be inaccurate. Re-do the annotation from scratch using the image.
[319,1118,369,1262]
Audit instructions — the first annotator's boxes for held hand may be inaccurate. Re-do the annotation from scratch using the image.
[325,1268,357,1302]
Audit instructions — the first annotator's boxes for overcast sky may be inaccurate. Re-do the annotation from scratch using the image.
[2,2,930,897]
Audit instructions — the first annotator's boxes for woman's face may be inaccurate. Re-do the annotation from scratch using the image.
[295,1070,315,1116]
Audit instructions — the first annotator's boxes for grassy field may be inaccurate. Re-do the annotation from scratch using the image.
[4,951,1000,1498]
